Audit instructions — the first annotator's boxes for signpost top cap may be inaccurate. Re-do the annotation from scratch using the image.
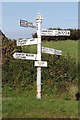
[36,13,43,20]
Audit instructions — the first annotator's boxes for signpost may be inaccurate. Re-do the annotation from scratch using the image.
[42,47,62,55]
[13,13,70,99]
[17,38,38,46]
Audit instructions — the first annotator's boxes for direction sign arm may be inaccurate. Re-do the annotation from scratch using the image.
[20,20,36,28]
[20,20,28,27]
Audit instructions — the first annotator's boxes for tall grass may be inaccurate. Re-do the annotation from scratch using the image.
[2,87,78,118]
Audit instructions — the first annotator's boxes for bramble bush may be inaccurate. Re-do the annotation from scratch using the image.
[2,53,78,91]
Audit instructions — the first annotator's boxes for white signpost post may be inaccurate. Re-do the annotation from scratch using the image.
[13,13,70,99]
[36,13,43,99]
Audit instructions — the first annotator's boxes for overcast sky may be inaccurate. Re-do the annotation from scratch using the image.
[2,2,78,39]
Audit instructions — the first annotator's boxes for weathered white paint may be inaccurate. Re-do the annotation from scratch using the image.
[36,13,43,99]
[41,29,70,36]
[35,61,47,67]
[13,52,38,60]
[42,47,62,55]
[17,38,38,46]
[20,19,36,28]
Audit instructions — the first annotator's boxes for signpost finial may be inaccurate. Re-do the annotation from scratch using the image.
[36,13,43,22]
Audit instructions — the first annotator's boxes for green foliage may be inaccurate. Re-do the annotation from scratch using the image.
[2,59,36,89]
[2,52,78,92]
[42,54,78,82]
[2,38,78,98]
[2,38,78,118]
[41,54,78,98]
[2,87,78,118]
[1,29,79,119]
[2,37,22,66]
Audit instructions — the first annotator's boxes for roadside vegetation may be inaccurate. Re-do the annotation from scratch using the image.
[1,30,79,118]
